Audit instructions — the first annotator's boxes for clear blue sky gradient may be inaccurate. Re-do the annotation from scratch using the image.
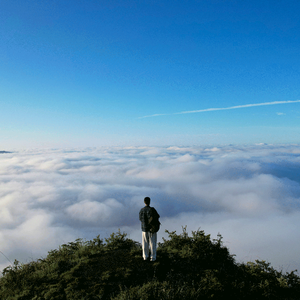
[1,0,300,148]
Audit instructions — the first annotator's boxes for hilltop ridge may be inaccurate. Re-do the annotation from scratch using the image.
[0,228,299,299]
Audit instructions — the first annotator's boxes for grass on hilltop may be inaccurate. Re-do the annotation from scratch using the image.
[0,227,299,299]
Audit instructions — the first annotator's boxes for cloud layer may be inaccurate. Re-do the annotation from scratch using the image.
[0,145,300,273]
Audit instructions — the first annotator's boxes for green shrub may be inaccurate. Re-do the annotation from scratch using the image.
[0,228,298,299]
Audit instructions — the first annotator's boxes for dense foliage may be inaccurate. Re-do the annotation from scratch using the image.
[0,227,299,299]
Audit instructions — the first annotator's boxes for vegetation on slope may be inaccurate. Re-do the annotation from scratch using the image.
[0,227,299,299]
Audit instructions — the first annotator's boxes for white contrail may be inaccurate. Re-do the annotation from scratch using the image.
[139,100,300,118]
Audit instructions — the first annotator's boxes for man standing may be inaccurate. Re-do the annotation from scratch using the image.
[139,197,160,261]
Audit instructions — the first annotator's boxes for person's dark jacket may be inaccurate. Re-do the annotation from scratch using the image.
[139,206,160,232]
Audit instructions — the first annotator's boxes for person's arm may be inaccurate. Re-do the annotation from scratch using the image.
[139,209,143,222]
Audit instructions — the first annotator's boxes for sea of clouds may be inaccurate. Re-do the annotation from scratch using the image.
[0,144,299,273]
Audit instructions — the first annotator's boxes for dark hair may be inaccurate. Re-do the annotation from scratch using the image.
[144,197,151,205]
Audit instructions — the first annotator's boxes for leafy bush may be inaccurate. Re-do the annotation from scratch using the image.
[0,228,299,299]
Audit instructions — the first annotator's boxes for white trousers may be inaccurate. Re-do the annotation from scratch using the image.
[142,231,157,261]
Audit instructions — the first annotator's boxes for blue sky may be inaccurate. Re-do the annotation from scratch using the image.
[1,0,300,148]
